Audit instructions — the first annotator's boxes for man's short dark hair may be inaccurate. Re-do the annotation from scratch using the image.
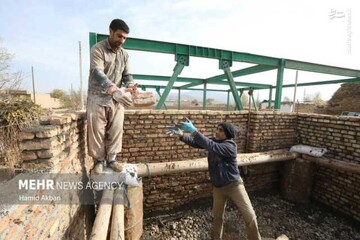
[109,19,130,34]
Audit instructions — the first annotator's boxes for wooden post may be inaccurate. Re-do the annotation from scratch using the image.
[110,188,125,240]
[90,189,114,240]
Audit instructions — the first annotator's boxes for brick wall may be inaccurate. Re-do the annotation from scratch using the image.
[247,112,298,152]
[122,110,248,211]
[1,110,359,239]
[297,113,360,220]
[121,110,298,211]
[0,113,94,240]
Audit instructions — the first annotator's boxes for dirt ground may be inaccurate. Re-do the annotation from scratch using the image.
[141,192,360,240]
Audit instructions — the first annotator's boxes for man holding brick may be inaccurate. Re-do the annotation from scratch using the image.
[168,119,261,240]
[87,19,138,174]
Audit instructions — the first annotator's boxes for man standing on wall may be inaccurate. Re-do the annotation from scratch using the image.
[167,119,261,240]
[87,19,138,174]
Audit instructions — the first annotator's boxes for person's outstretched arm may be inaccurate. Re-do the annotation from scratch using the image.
[180,134,204,149]
[179,119,236,158]
[192,131,236,158]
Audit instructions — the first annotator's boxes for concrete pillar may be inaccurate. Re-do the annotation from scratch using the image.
[281,158,315,203]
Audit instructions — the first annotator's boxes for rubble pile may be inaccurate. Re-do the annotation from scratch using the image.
[142,193,360,240]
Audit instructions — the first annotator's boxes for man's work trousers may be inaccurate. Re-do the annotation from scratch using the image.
[87,99,124,161]
[213,181,261,240]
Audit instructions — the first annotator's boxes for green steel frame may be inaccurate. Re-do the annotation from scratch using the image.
[89,32,360,110]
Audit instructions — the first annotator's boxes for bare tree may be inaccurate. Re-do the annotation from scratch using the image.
[60,89,84,110]
[0,38,23,90]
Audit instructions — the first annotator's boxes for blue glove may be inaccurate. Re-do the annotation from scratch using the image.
[180,118,196,133]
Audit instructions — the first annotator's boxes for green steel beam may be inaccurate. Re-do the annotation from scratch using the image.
[203,83,207,110]
[156,62,185,109]
[139,85,229,92]
[275,59,285,109]
[134,74,270,89]
[133,74,202,84]
[92,33,280,66]
[182,79,271,89]
[155,87,167,110]
[240,77,360,92]
[93,32,360,78]
[285,60,360,78]
[283,77,360,88]
[223,67,243,110]
[89,32,97,51]
[89,32,360,105]
[216,80,271,89]
[181,65,275,88]
[208,65,276,84]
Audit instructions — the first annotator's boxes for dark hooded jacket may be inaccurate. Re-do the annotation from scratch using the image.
[180,132,241,187]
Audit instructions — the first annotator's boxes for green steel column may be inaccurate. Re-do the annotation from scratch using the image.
[251,94,258,111]
[156,88,168,110]
[268,87,273,109]
[89,32,97,49]
[275,59,285,109]
[223,67,243,110]
[203,82,207,110]
[156,54,188,109]
[226,90,230,111]
[178,88,181,110]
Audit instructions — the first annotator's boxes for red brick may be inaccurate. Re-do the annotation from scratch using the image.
[20,137,59,151]
[19,132,35,140]
[21,151,38,161]
[35,128,59,138]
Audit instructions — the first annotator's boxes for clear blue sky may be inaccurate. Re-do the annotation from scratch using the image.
[0,0,358,101]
